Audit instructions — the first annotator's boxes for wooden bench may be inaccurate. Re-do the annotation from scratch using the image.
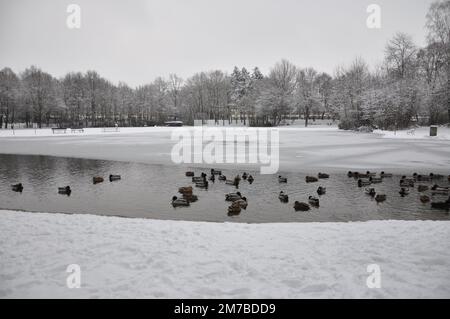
[102,127,120,132]
[52,128,67,134]
[71,128,84,133]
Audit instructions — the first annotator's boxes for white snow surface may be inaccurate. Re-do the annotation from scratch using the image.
[1,210,449,299]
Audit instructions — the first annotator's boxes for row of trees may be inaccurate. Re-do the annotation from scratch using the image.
[1,1,449,130]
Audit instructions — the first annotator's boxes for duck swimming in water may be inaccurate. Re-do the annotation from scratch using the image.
[171,196,190,207]
[399,188,409,197]
[375,194,387,203]
[380,172,393,178]
[365,188,376,197]
[294,201,310,212]
[227,201,242,216]
[358,179,371,187]
[305,176,318,183]
[318,173,329,179]
[308,196,320,207]
[234,197,248,209]
[369,177,382,184]
[417,185,429,192]
[93,177,104,184]
[278,176,287,183]
[225,192,242,202]
[58,186,72,196]
[279,191,289,203]
[11,183,23,192]
[420,195,430,203]
[431,197,450,211]
[109,174,121,182]
[317,186,326,196]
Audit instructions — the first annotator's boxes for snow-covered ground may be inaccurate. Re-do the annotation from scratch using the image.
[1,126,450,173]
[0,210,449,299]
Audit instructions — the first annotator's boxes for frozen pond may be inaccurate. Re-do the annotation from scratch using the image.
[0,154,449,223]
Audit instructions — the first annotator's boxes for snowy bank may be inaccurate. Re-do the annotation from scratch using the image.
[1,126,450,173]
[374,126,450,141]
[0,210,449,298]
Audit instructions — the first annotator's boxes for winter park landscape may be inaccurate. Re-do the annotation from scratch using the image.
[1,0,450,300]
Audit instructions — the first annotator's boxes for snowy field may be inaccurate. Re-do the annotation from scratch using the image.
[0,210,449,298]
[1,126,450,173]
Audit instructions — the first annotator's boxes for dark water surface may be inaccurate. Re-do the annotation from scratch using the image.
[0,154,449,222]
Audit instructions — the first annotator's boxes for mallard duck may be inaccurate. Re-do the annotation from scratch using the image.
[58,186,72,196]
[375,194,386,203]
[418,185,429,192]
[308,196,320,207]
[420,195,430,203]
[369,177,382,184]
[415,174,430,182]
[348,171,362,178]
[278,176,287,183]
[400,178,414,188]
[11,183,23,192]
[185,171,195,177]
[178,186,193,195]
[192,176,205,183]
[227,201,241,215]
[358,179,371,187]
[366,171,376,177]
[247,175,254,184]
[294,201,310,212]
[171,196,190,207]
[305,176,318,183]
[380,172,393,178]
[195,181,208,189]
[279,191,289,203]
[226,192,242,201]
[430,173,444,180]
[109,174,121,182]
[431,185,449,194]
[93,176,104,184]
[399,188,409,197]
[431,197,450,211]
[317,186,326,196]
[235,197,248,209]
[318,173,329,179]
[365,188,376,197]
[242,172,248,180]
[182,194,198,203]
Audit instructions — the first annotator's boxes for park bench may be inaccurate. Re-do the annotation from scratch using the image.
[71,128,84,133]
[52,128,67,134]
[102,127,120,132]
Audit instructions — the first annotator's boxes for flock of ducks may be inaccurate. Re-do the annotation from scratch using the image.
[10,168,450,215]
[350,171,450,210]
[172,169,254,215]
[11,174,122,196]
[173,169,450,215]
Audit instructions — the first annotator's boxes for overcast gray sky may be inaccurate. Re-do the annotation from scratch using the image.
[0,0,435,87]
